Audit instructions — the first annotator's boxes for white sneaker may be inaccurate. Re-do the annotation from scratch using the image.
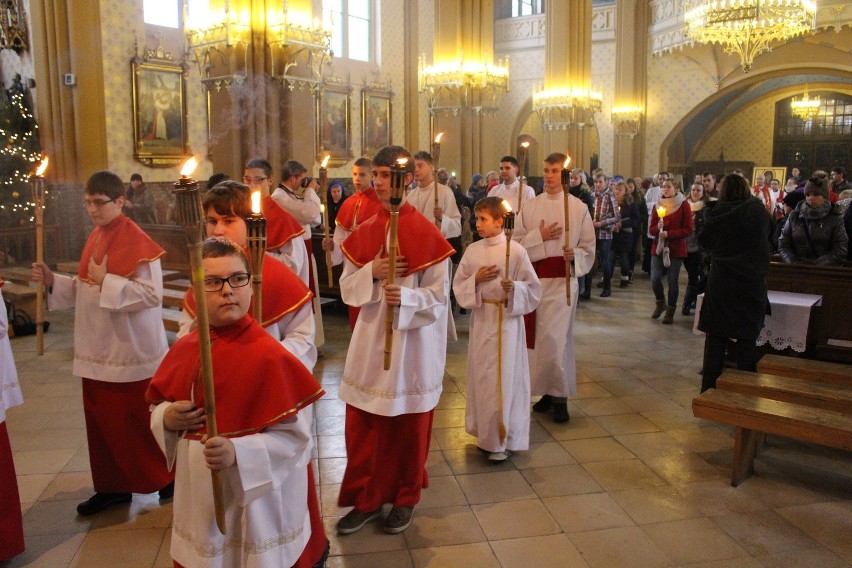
[488,451,510,462]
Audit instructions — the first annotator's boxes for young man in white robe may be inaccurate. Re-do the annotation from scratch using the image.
[407,150,463,241]
[336,145,455,535]
[487,155,536,212]
[513,153,596,423]
[31,171,173,515]
[0,282,24,559]
[453,197,541,461]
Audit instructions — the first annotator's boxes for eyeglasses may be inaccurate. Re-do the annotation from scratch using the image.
[83,198,115,208]
[203,272,251,292]
[243,176,268,184]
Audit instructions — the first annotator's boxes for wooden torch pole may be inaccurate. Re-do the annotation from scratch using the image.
[383,158,407,370]
[431,133,443,230]
[561,157,572,306]
[246,191,266,323]
[318,155,333,287]
[31,157,48,355]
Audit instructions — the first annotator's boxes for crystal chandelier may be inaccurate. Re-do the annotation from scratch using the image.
[790,89,821,121]
[684,0,816,73]
[531,86,603,131]
[418,55,510,115]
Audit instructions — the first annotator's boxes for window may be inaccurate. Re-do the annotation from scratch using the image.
[144,0,180,28]
[323,0,373,62]
[773,93,852,175]
[511,0,543,18]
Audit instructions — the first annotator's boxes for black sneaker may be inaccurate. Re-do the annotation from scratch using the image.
[158,481,175,500]
[532,394,552,413]
[552,403,570,423]
[383,506,414,534]
[600,288,611,297]
[76,492,132,516]
[580,289,591,300]
[336,507,382,535]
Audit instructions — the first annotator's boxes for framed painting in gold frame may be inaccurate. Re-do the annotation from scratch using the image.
[131,52,188,167]
[752,166,786,186]
[361,85,392,158]
[316,77,352,166]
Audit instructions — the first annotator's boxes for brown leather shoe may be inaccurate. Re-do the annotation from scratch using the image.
[383,506,414,534]
[662,306,676,324]
[651,301,665,319]
[336,507,382,535]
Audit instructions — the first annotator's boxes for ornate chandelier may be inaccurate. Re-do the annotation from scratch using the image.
[531,86,603,131]
[418,55,510,115]
[790,89,821,121]
[684,0,816,73]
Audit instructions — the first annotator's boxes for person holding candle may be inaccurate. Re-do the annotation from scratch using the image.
[0,281,24,559]
[452,197,541,461]
[487,155,536,210]
[147,238,328,568]
[514,153,596,424]
[30,171,174,516]
[698,174,771,392]
[649,178,694,324]
[682,182,708,315]
[242,158,310,285]
[336,145,455,535]
[178,181,317,370]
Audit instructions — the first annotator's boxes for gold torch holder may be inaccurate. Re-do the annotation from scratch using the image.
[496,208,515,444]
[245,212,266,323]
[383,160,406,371]
[172,173,227,535]
[561,168,572,306]
[30,166,46,355]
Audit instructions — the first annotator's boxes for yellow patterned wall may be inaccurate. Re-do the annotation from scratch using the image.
[693,99,776,165]
[592,41,615,173]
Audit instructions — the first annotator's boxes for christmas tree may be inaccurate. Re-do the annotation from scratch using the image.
[0,73,41,229]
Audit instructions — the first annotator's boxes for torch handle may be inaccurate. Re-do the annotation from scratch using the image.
[252,279,263,322]
[326,251,334,288]
[383,210,400,371]
[34,200,44,355]
[564,191,571,306]
[434,186,441,230]
[188,241,227,535]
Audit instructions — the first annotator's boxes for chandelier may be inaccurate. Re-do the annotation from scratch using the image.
[418,55,510,115]
[684,0,816,73]
[611,106,643,138]
[790,89,821,121]
[531,86,603,131]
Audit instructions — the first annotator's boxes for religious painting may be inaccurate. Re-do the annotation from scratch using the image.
[361,86,392,158]
[753,166,786,185]
[131,55,188,167]
[316,78,352,166]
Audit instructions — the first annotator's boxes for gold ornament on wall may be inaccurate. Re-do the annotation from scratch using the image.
[0,0,28,51]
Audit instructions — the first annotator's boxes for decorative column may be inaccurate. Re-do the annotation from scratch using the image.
[612,0,648,176]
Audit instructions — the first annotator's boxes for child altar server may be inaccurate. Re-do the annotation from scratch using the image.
[0,281,24,559]
[452,197,541,462]
[147,238,327,568]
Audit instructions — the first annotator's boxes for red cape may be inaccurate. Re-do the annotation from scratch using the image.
[262,195,305,250]
[340,202,455,276]
[183,253,312,327]
[334,188,382,231]
[147,314,324,439]
[78,215,165,284]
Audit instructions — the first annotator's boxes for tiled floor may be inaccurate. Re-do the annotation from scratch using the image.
[4,275,852,567]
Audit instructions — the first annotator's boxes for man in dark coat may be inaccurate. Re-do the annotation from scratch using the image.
[697,174,771,392]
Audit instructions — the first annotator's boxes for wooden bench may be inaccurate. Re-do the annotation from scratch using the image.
[164,278,192,292]
[693,389,852,486]
[162,288,185,309]
[757,354,852,388]
[716,370,852,415]
[0,267,35,286]
[161,307,182,333]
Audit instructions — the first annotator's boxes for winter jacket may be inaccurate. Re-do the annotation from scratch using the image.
[778,201,848,266]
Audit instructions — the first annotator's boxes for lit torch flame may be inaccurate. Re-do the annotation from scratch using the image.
[320,203,326,214]
[35,156,49,177]
[321,154,330,169]
[434,132,444,144]
[521,141,530,149]
[397,157,409,166]
[501,199,513,214]
[251,190,261,215]
[180,156,199,178]
[563,155,572,169]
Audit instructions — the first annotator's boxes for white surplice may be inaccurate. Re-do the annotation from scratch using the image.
[339,256,452,416]
[267,237,310,286]
[487,179,536,212]
[48,260,168,382]
[452,233,541,452]
[150,404,312,568]
[514,192,596,397]
[0,288,22,422]
[405,182,462,239]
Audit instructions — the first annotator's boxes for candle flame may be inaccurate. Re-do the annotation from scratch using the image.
[434,132,444,144]
[656,206,667,218]
[180,156,199,177]
[321,154,330,168]
[35,156,49,177]
[251,190,261,214]
[520,141,530,149]
[563,155,572,169]
[397,157,409,166]
[501,199,513,213]
[320,203,326,213]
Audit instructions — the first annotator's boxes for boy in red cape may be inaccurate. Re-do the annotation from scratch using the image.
[147,238,327,568]
[335,145,455,535]
[31,171,173,516]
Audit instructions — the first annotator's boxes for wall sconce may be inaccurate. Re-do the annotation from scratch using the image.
[611,105,642,138]
[531,85,603,131]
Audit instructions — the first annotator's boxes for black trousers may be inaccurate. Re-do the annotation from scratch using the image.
[701,334,759,392]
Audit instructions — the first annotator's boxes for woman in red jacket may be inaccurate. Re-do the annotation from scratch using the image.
[649,179,694,324]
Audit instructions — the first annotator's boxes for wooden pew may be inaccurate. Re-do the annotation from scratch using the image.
[693,389,852,486]
[716,370,852,415]
[757,354,852,388]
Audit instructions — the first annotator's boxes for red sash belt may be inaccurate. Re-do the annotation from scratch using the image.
[524,256,567,349]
